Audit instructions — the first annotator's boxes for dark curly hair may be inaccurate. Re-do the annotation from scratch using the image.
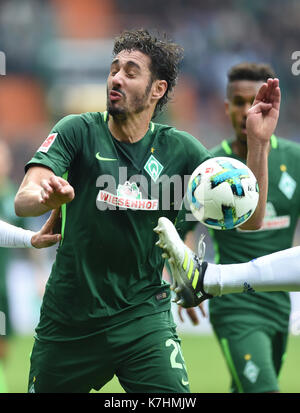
[113,29,184,118]
[227,62,276,98]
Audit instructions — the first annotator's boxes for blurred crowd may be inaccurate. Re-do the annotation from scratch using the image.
[0,0,300,184]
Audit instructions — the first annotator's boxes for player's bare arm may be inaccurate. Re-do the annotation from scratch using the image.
[241,78,281,230]
[15,166,75,217]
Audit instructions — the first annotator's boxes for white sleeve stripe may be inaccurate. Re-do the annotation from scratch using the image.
[0,220,36,248]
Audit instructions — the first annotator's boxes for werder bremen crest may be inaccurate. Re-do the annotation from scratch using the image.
[144,155,164,182]
[278,171,296,200]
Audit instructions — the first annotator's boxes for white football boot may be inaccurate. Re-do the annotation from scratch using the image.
[154,217,212,308]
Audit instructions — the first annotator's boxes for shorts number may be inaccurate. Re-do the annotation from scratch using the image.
[165,339,185,370]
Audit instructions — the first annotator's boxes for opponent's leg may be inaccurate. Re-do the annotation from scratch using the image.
[154,217,300,307]
[154,217,212,308]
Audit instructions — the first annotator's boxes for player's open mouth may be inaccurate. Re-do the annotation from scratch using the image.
[110,91,123,101]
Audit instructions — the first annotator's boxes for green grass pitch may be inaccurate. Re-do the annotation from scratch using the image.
[4,333,300,393]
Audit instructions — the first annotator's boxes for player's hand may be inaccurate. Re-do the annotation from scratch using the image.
[178,303,207,326]
[246,78,280,144]
[40,175,75,209]
[31,208,62,248]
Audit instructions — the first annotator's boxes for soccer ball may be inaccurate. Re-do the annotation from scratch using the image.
[187,157,259,230]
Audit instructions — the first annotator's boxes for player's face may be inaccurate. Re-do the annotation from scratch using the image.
[225,80,264,142]
[107,50,154,119]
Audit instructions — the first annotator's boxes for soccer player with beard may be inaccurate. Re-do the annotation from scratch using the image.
[14,31,279,393]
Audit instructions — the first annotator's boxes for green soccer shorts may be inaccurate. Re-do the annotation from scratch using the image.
[28,310,190,393]
[213,324,288,393]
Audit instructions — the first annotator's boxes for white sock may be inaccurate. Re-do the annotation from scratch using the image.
[204,246,300,296]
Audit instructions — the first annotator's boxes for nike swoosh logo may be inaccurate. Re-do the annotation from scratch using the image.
[95,152,117,161]
[182,378,189,386]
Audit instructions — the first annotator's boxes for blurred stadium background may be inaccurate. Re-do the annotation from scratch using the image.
[0,0,300,393]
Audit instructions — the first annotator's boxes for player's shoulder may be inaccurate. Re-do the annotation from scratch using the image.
[209,140,229,157]
[153,122,208,150]
[155,123,196,141]
[53,111,102,131]
[275,135,300,153]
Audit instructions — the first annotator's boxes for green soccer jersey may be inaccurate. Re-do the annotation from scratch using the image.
[209,135,300,331]
[26,111,211,341]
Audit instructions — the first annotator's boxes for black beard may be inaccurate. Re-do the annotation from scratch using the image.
[107,77,153,120]
[107,102,128,120]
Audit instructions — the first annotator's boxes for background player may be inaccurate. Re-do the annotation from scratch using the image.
[14,30,279,393]
[177,63,299,393]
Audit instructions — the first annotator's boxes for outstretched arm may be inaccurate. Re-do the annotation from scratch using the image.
[0,209,61,248]
[241,78,281,230]
[15,166,74,217]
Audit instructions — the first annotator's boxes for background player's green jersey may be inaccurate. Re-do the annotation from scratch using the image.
[209,135,300,331]
[26,111,211,341]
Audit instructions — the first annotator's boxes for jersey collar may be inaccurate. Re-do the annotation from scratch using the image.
[102,111,155,133]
